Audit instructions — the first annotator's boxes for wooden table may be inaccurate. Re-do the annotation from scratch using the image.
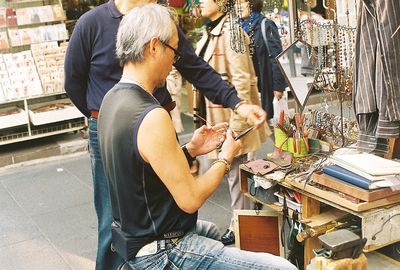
[239,165,400,268]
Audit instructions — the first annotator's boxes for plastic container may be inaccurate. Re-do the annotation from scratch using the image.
[274,128,289,151]
[274,191,302,213]
[287,137,308,157]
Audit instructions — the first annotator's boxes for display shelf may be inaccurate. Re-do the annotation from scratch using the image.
[0,118,85,145]
[28,98,83,126]
[0,92,86,146]
[0,106,28,129]
[0,0,84,145]
[1,0,67,50]
[0,90,67,104]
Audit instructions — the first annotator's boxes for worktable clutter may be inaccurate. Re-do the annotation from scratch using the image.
[238,131,400,269]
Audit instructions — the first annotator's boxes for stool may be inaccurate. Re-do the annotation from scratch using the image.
[314,253,367,270]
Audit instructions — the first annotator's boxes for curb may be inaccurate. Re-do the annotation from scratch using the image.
[0,134,88,169]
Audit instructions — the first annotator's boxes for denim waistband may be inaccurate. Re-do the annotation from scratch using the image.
[136,237,181,257]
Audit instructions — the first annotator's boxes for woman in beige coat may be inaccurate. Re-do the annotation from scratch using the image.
[195,0,268,245]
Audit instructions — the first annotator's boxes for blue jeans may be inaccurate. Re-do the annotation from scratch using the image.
[128,220,297,270]
[88,118,124,270]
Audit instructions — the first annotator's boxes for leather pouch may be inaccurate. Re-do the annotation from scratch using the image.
[244,159,278,176]
[111,221,141,260]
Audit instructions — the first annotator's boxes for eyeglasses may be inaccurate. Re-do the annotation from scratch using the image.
[160,40,182,63]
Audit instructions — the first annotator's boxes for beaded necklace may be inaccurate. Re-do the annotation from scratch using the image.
[227,0,246,53]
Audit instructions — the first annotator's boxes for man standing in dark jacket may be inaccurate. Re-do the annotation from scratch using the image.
[64,0,267,269]
[97,6,296,270]
[241,0,287,121]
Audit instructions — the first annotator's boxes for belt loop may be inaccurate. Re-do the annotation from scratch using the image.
[159,240,165,250]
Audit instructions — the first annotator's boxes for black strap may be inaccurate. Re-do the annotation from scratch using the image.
[261,18,272,57]
[182,144,196,166]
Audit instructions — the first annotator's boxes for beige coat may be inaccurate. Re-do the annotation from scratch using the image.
[195,16,267,157]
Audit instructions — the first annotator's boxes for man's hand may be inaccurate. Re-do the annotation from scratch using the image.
[186,122,228,157]
[218,129,243,162]
[274,91,284,100]
[236,104,267,128]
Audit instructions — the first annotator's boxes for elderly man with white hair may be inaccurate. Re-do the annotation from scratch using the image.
[97,4,297,270]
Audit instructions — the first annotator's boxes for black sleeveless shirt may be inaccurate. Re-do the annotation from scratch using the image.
[98,83,197,257]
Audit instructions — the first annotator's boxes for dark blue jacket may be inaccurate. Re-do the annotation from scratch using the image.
[251,17,286,119]
[64,0,241,118]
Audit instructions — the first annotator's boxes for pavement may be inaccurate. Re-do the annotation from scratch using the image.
[0,106,399,269]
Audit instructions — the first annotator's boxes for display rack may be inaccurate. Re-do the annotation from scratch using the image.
[0,0,85,146]
[0,92,85,145]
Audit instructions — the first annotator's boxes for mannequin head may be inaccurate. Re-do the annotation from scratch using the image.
[200,0,226,20]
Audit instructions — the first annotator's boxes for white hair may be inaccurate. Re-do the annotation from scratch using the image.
[116,4,176,65]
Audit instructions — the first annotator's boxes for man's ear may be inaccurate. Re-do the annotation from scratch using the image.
[148,37,160,57]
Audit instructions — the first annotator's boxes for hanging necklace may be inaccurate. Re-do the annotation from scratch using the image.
[188,2,201,23]
[264,0,282,14]
[307,0,313,54]
[120,76,160,104]
[317,23,323,71]
[247,0,255,55]
[227,0,246,53]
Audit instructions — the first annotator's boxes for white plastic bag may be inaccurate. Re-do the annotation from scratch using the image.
[271,91,289,126]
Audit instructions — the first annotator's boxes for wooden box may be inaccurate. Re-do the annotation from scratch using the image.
[233,209,283,256]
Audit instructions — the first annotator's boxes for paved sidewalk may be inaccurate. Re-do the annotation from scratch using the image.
[0,132,88,168]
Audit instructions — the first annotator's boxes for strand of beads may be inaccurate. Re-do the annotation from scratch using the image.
[227,0,246,53]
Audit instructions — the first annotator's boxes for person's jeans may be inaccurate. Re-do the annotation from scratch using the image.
[88,118,124,270]
[128,220,297,270]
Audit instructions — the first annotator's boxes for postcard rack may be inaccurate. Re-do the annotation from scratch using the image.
[0,0,85,145]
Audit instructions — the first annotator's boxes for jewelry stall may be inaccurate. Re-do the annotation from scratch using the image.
[235,0,400,269]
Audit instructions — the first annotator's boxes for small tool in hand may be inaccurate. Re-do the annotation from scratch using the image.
[234,126,254,141]
[193,113,213,127]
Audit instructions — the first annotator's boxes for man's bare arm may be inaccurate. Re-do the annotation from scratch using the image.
[137,108,241,214]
